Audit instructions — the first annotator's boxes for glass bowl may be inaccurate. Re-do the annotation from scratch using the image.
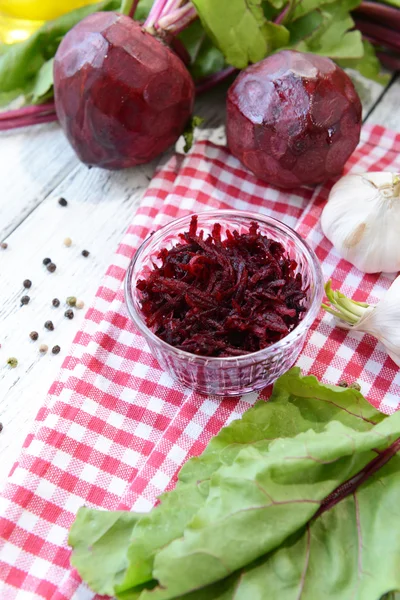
[125,210,323,396]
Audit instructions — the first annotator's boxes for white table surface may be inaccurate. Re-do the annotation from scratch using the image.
[0,72,399,491]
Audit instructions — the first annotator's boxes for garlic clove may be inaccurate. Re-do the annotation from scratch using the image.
[349,277,400,367]
[321,172,400,273]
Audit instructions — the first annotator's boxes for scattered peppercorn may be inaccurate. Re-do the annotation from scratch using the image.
[21,295,30,305]
[338,381,348,388]
[76,300,85,310]
[58,197,68,207]
[39,344,48,354]
[44,320,54,331]
[30,331,39,341]
[1,242,8,249]
[52,345,61,355]
[64,237,72,247]
[0,423,3,433]
[23,279,32,289]
[350,382,361,391]
[43,257,51,265]
[81,250,90,257]
[65,309,74,320]
[47,262,57,273]
[52,298,60,307]
[7,357,18,368]
[66,296,77,307]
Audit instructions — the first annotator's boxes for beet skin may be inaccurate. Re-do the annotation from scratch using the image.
[226,50,362,188]
[54,13,195,169]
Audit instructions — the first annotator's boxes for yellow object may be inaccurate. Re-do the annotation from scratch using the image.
[0,0,99,43]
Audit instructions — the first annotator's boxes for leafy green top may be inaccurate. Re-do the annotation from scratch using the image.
[69,368,400,600]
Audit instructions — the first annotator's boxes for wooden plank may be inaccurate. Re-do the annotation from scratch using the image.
[0,160,156,484]
[0,124,79,240]
[365,74,400,131]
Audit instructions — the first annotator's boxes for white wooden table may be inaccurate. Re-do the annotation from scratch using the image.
[0,73,399,491]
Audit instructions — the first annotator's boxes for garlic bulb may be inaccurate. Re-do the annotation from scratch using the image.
[322,278,400,367]
[321,172,400,273]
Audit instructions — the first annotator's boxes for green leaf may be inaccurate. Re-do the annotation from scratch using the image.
[134,0,154,21]
[291,0,339,21]
[69,508,143,596]
[338,40,389,85]
[145,411,400,599]
[182,116,204,153]
[178,20,226,81]
[70,368,397,599]
[190,0,289,68]
[0,0,120,101]
[29,57,54,104]
[293,1,364,59]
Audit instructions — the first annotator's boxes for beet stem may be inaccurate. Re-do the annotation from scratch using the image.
[144,0,169,28]
[355,18,400,52]
[159,0,183,19]
[195,66,237,94]
[354,1,400,30]
[159,3,197,34]
[0,101,56,122]
[314,436,400,519]
[129,0,140,18]
[377,50,400,71]
[0,113,58,131]
[274,4,290,25]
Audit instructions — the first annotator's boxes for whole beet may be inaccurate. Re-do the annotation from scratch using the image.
[54,12,195,169]
[226,50,362,188]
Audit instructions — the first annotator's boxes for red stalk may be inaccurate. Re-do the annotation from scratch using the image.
[354,18,400,52]
[314,437,400,519]
[128,0,140,18]
[0,113,58,131]
[195,66,236,95]
[0,102,56,122]
[354,1,400,30]
[377,51,400,72]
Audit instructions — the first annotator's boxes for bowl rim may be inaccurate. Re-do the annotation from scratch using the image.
[124,209,324,365]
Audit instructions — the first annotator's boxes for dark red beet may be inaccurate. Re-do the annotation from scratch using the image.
[54,13,195,169]
[226,50,362,188]
[137,216,307,357]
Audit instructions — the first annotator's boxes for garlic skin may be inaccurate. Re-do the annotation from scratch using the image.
[321,172,400,273]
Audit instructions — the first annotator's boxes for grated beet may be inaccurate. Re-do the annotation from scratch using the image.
[137,216,307,357]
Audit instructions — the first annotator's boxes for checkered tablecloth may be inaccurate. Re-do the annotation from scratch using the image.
[1,124,400,599]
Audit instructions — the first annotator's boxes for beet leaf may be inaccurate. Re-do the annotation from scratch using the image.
[69,368,400,599]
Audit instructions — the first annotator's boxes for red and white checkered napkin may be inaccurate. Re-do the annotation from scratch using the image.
[1,124,400,599]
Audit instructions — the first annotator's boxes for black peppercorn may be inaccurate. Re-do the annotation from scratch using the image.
[47,262,56,273]
[44,320,54,331]
[52,345,61,355]
[23,279,32,289]
[21,295,30,305]
[58,197,68,207]
[64,309,74,320]
[1,242,8,249]
[52,298,60,307]
[30,331,39,341]
[43,257,51,265]
[81,250,90,257]
[0,423,3,433]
